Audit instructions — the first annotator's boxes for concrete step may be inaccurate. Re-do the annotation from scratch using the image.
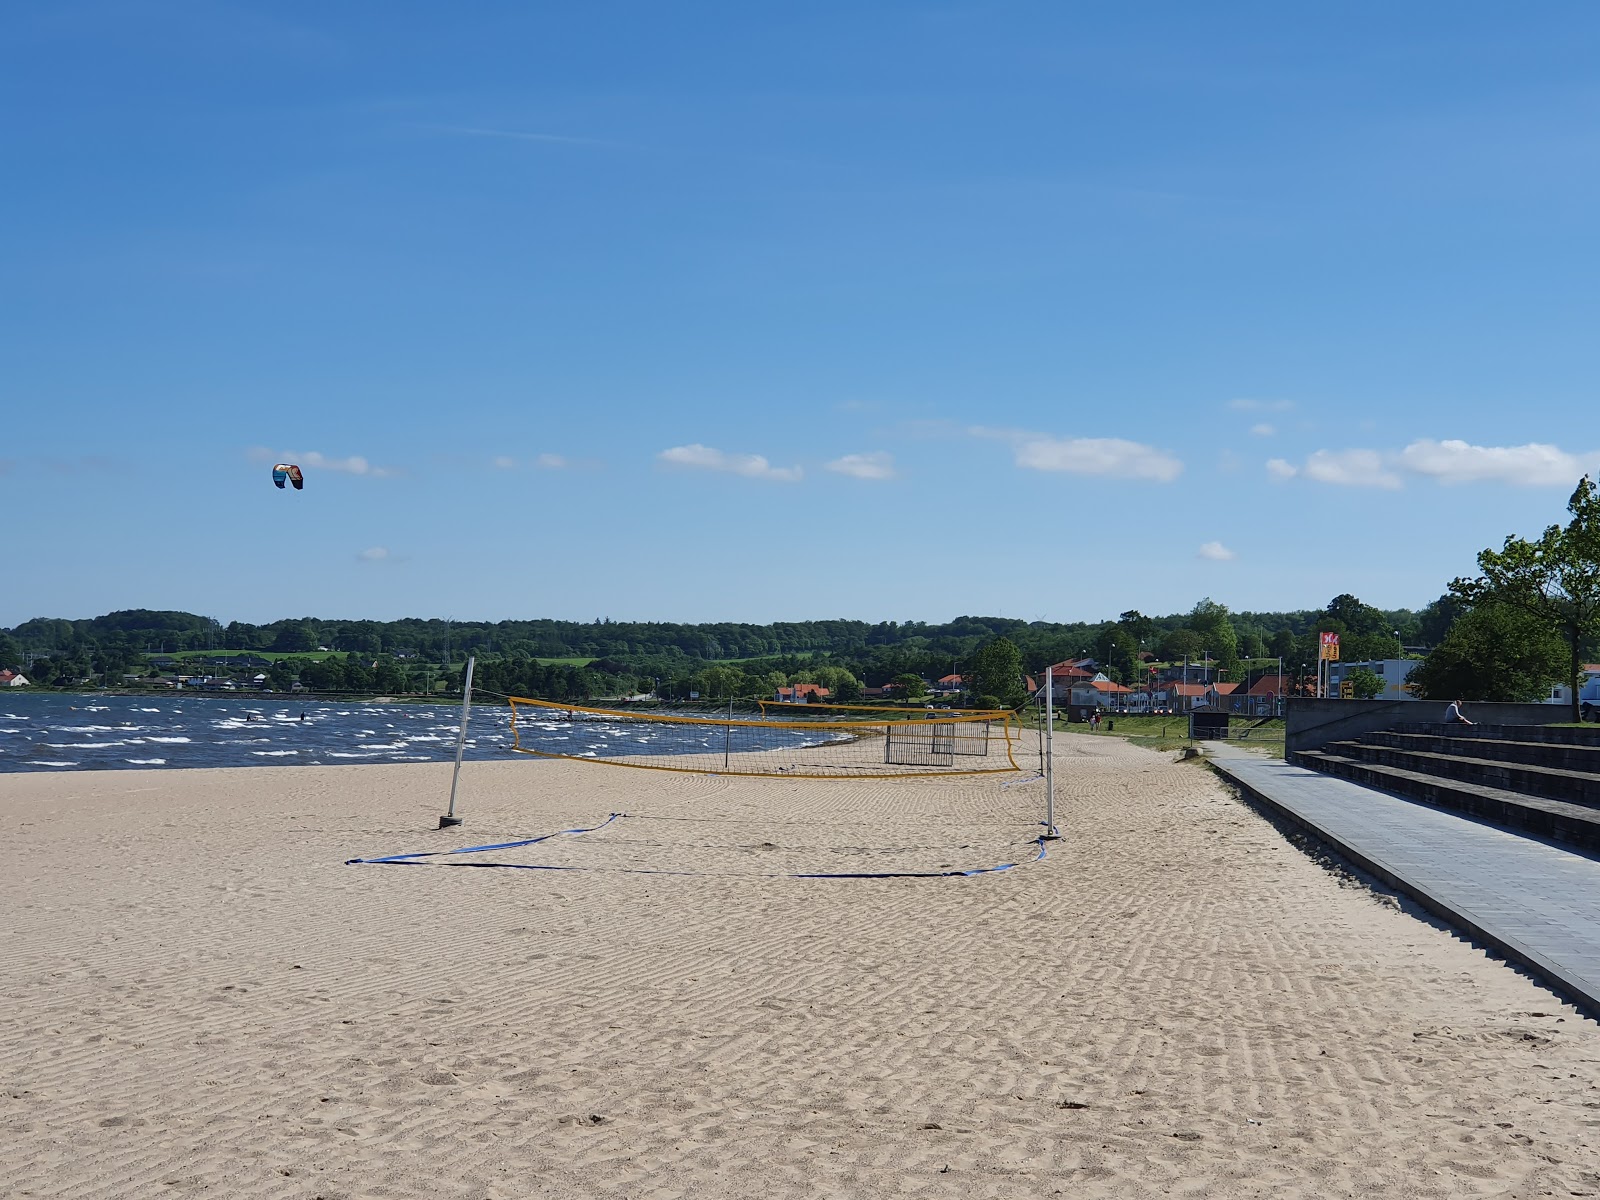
[1291,749,1600,854]
[1395,722,1600,747]
[1361,731,1600,774]
[1326,739,1600,808]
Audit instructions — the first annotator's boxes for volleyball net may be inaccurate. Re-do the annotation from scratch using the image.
[507,696,1022,778]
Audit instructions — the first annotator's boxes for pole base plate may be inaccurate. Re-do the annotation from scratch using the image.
[438,815,463,829]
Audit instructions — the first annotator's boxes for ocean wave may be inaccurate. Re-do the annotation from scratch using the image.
[125,758,167,765]
[252,750,300,757]
[34,761,78,767]
[145,736,192,744]
[45,740,128,748]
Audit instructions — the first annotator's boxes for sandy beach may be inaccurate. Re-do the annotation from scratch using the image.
[3,736,1599,1198]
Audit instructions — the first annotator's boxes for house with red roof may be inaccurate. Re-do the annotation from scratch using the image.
[774,683,831,704]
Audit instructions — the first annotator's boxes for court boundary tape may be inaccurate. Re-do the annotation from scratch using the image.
[345,813,1047,879]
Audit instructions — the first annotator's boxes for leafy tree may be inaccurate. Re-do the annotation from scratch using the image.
[1453,477,1600,721]
[890,673,928,701]
[1343,667,1387,700]
[1188,598,1239,670]
[1408,603,1568,703]
[1158,628,1204,663]
[1267,628,1297,661]
[272,622,319,653]
[1117,609,1155,643]
[967,637,1025,708]
[1324,593,1387,637]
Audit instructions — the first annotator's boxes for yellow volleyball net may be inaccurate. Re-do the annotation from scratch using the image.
[507,696,1022,778]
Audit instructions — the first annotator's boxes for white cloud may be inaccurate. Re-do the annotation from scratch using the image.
[1303,448,1402,489]
[1266,458,1297,481]
[491,455,517,470]
[358,546,389,562]
[1268,438,1600,490]
[1397,439,1600,486]
[534,453,567,469]
[1197,541,1237,561]
[825,452,896,481]
[248,446,395,477]
[1228,398,1294,412]
[658,443,803,483]
[1250,423,1276,437]
[971,427,1182,482]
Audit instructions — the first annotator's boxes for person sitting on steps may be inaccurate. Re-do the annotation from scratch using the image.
[1444,698,1474,725]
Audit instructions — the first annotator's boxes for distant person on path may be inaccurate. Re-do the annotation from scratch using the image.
[1445,699,1474,725]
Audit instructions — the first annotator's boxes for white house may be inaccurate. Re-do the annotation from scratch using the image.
[0,670,28,687]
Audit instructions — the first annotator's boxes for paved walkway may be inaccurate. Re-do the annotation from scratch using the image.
[1206,741,1600,1019]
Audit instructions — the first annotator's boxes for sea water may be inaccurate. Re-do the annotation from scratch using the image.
[0,693,837,773]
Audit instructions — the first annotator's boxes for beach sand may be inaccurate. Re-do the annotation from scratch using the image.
[3,736,1599,1198]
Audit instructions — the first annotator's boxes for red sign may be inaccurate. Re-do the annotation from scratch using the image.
[1319,632,1340,661]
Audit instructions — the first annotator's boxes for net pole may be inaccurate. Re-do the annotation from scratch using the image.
[1043,665,1059,839]
[724,699,732,769]
[440,655,475,829]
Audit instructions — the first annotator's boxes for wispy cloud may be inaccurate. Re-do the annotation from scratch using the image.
[1197,541,1237,561]
[1228,398,1294,412]
[1398,439,1600,486]
[825,452,896,481]
[248,447,397,477]
[972,427,1183,482]
[420,123,614,147]
[658,444,803,483]
[491,455,517,470]
[534,453,567,470]
[1249,423,1276,437]
[1268,438,1600,489]
[358,546,390,562]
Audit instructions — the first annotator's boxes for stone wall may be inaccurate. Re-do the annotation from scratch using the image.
[1284,698,1565,753]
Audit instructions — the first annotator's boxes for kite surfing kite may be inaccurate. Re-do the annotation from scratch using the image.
[272,464,304,490]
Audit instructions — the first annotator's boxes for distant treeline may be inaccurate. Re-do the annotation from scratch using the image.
[1,597,1439,700]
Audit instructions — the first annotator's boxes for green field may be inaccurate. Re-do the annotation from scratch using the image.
[144,649,343,663]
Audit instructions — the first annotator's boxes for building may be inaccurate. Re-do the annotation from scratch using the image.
[932,674,965,695]
[0,670,29,687]
[775,684,832,704]
[1325,659,1423,701]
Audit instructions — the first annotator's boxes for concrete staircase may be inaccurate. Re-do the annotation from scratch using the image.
[1291,722,1600,853]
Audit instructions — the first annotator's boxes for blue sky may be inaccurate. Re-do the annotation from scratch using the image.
[5,2,1600,627]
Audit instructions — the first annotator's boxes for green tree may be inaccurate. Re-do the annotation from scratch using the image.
[1188,598,1239,671]
[1343,667,1386,700]
[968,637,1025,708]
[1267,628,1297,661]
[1408,603,1568,703]
[890,673,928,701]
[272,622,320,653]
[1117,609,1155,643]
[1158,628,1204,663]
[1455,477,1600,721]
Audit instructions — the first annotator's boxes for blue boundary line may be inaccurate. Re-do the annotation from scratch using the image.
[345,814,1047,879]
